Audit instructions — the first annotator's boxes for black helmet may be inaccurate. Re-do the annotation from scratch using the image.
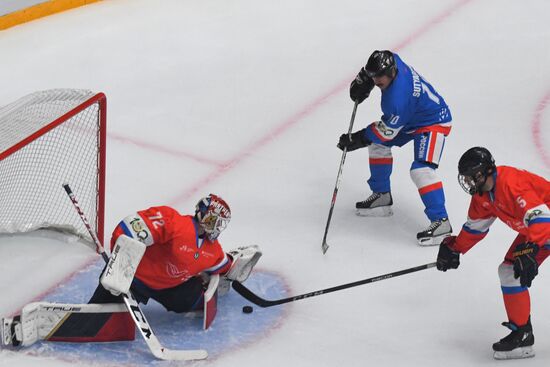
[457,147,496,195]
[365,50,396,78]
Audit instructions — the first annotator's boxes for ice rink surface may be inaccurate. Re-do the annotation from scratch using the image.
[0,0,549,366]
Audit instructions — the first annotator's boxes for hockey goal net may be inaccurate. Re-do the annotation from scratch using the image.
[0,89,106,248]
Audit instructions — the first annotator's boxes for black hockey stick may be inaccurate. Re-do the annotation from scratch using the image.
[232,262,436,307]
[322,101,359,254]
[63,184,208,361]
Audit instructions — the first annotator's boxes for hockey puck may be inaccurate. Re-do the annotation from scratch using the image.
[242,306,253,314]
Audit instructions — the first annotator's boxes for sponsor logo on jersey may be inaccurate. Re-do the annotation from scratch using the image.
[526,209,542,222]
[166,261,189,279]
[121,215,154,246]
[376,121,395,137]
[418,134,428,158]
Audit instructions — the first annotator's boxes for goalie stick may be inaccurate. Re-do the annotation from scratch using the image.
[232,262,436,307]
[63,184,208,361]
[322,101,359,254]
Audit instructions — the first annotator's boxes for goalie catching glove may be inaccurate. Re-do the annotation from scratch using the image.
[218,245,262,295]
[100,235,146,296]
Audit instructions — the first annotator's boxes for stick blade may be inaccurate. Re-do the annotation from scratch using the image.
[321,241,329,254]
[232,281,272,307]
[156,348,208,361]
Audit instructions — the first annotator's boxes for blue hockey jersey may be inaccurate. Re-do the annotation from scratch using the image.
[365,53,452,144]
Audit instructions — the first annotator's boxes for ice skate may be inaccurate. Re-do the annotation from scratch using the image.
[355,192,393,217]
[417,218,452,246]
[492,319,535,360]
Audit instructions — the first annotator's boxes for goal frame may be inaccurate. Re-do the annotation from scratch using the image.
[0,91,107,246]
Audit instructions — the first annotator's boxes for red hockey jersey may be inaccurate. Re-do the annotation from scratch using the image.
[110,206,231,290]
[453,166,550,254]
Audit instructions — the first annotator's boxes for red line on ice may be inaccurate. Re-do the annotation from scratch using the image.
[109,132,224,167]
[531,90,550,170]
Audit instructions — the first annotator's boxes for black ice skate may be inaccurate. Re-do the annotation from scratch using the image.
[416,218,452,246]
[355,192,393,217]
[493,319,535,360]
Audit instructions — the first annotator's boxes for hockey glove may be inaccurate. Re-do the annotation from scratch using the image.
[350,68,375,104]
[512,242,539,287]
[337,129,371,152]
[436,236,460,272]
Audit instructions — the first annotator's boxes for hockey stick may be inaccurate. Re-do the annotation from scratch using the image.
[321,101,359,254]
[232,262,436,307]
[63,184,208,361]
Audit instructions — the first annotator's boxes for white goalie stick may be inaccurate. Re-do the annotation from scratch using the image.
[63,184,208,361]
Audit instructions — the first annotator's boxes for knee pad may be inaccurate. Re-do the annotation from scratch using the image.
[498,262,521,287]
[410,161,440,190]
[368,143,392,159]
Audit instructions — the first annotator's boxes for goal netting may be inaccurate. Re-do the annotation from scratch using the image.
[0,89,106,248]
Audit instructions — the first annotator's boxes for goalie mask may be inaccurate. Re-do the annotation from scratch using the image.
[195,194,231,241]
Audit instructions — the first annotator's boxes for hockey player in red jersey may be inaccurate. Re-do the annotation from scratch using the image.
[436,147,550,360]
[2,194,261,347]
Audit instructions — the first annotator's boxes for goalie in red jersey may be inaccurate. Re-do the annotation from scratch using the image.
[436,147,550,360]
[91,193,262,314]
[2,194,261,347]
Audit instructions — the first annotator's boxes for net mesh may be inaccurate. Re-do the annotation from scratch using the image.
[0,89,105,247]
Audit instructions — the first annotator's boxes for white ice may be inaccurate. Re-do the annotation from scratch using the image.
[0,0,549,366]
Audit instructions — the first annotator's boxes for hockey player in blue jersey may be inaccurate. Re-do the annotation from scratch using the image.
[337,50,452,245]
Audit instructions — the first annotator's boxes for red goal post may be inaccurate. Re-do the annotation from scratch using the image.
[0,89,106,249]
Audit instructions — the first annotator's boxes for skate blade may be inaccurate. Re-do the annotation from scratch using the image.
[355,206,393,217]
[493,346,535,360]
[1,318,13,346]
[417,233,451,247]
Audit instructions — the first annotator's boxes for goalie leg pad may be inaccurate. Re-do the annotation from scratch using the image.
[101,235,146,296]
[203,274,219,330]
[225,245,262,283]
[2,302,133,347]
